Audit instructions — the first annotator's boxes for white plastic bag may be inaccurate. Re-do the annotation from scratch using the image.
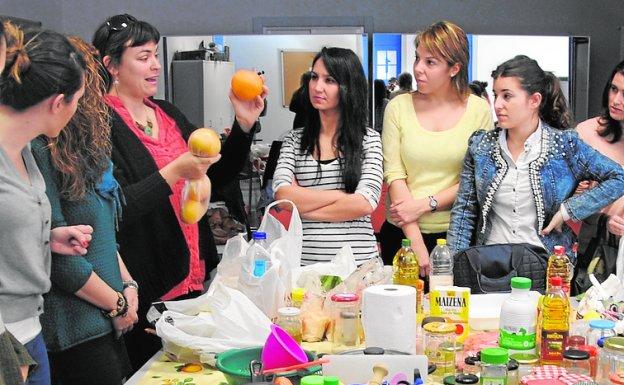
[617,237,624,285]
[209,200,303,319]
[294,245,358,289]
[155,282,271,364]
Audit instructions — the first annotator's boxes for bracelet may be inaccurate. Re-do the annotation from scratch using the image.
[101,291,129,319]
[123,279,139,291]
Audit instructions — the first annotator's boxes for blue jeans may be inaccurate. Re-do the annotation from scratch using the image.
[24,333,50,385]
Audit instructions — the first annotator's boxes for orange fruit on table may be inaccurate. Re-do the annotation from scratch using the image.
[231,69,263,101]
[188,128,221,157]
[181,199,207,224]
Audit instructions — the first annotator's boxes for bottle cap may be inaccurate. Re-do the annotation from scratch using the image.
[464,356,479,366]
[480,347,509,365]
[401,238,411,247]
[300,376,324,385]
[563,349,590,360]
[291,287,306,303]
[324,376,340,385]
[277,307,301,317]
[330,293,359,302]
[455,374,479,385]
[423,322,456,334]
[436,239,447,246]
[507,358,519,371]
[553,245,565,255]
[252,231,267,240]
[604,337,624,352]
[443,376,456,385]
[549,276,563,287]
[510,277,532,289]
[589,319,616,330]
[509,353,539,364]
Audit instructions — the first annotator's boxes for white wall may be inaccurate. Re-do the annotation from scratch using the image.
[224,34,363,144]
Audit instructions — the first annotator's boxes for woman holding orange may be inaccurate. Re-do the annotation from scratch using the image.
[92,13,268,369]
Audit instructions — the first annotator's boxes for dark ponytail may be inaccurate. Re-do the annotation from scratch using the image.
[492,55,572,129]
[0,28,86,111]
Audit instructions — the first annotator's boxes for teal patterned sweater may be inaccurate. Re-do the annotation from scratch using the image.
[31,138,124,352]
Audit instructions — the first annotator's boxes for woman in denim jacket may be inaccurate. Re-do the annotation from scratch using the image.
[447,55,624,261]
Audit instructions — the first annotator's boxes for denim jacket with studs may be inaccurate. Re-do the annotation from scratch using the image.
[447,122,624,260]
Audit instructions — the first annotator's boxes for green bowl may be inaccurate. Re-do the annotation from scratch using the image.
[216,347,320,385]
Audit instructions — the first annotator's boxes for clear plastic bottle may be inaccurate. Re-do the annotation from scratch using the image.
[546,245,572,295]
[540,276,570,364]
[247,231,271,277]
[393,239,420,288]
[429,239,454,290]
[499,277,537,351]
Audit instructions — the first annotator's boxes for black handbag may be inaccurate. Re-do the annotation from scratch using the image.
[453,243,550,294]
[572,213,618,296]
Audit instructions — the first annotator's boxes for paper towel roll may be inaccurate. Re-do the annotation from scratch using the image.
[361,284,416,354]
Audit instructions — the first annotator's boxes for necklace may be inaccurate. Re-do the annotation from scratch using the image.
[135,117,153,136]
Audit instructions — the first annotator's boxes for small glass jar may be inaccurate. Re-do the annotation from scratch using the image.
[587,320,617,348]
[480,348,509,385]
[330,293,360,352]
[456,374,479,385]
[563,349,591,376]
[599,337,624,385]
[276,307,302,344]
[509,353,539,379]
[567,335,587,350]
[423,322,457,380]
[578,344,599,379]
[507,359,519,385]
[464,356,480,376]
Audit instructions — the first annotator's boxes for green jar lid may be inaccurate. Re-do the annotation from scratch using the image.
[480,347,509,365]
[301,375,324,385]
[510,277,532,290]
[443,375,456,385]
[509,353,539,364]
[323,376,340,385]
[605,337,624,352]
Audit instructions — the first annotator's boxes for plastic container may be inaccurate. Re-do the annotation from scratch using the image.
[480,348,509,385]
[499,277,537,351]
[262,324,308,370]
[587,320,616,348]
[429,239,453,290]
[563,349,591,376]
[216,347,319,385]
[540,276,570,364]
[546,245,571,295]
[277,307,303,344]
[248,231,271,277]
[598,337,624,385]
[509,353,539,379]
[329,293,360,353]
[393,239,420,288]
[423,322,457,380]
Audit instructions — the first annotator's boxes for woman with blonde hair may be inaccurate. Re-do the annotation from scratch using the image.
[381,21,493,274]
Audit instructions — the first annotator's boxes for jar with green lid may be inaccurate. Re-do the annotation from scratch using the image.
[276,307,302,344]
[300,376,324,385]
[456,374,480,385]
[480,348,509,385]
[506,358,519,385]
[599,337,624,385]
[424,322,457,380]
[509,352,538,379]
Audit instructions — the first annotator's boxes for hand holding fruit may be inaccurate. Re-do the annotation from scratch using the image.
[229,69,269,132]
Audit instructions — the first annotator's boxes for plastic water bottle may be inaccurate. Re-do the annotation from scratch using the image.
[429,239,454,290]
[499,277,537,351]
[247,231,271,277]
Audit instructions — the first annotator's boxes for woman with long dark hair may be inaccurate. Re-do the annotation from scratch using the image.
[577,60,624,236]
[448,55,624,258]
[273,47,383,264]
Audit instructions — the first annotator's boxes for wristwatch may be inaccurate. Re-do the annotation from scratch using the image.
[428,195,438,212]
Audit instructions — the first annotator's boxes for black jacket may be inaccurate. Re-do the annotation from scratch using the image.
[110,99,254,306]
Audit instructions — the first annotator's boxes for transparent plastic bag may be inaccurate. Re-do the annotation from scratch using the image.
[180,175,211,224]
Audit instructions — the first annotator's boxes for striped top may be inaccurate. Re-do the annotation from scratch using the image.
[273,127,383,264]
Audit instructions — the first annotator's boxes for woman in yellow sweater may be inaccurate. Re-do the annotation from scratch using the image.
[381,21,494,274]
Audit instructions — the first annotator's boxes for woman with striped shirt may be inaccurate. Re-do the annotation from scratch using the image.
[273,47,383,265]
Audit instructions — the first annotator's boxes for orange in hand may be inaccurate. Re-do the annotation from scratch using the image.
[181,200,207,224]
[231,69,263,101]
[188,128,221,158]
